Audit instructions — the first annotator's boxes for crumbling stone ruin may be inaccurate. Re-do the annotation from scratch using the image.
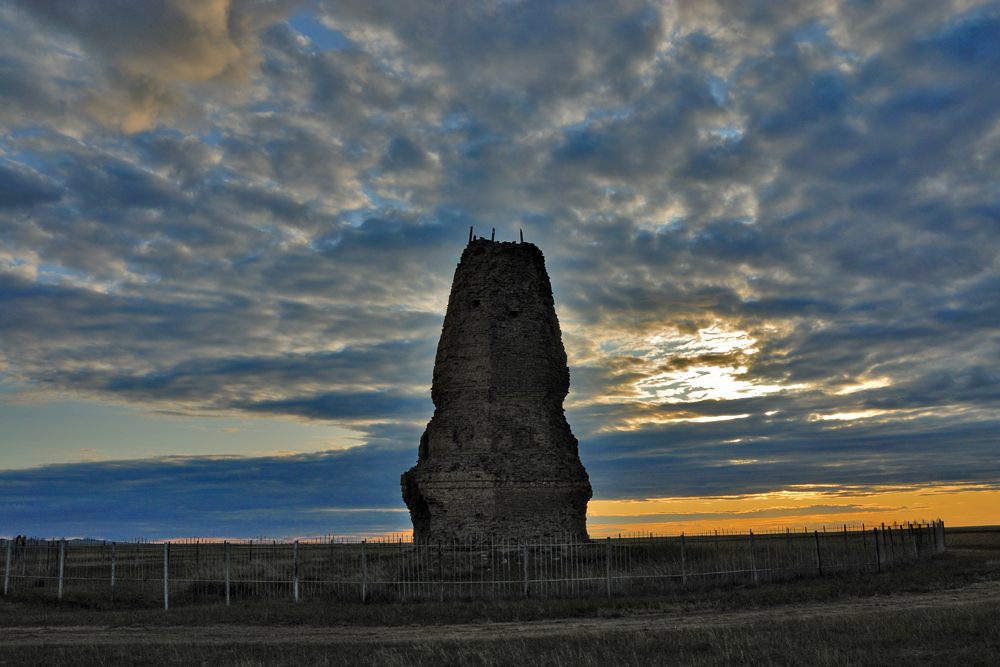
[401,232,592,543]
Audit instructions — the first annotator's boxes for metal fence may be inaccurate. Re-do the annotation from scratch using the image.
[1,521,946,608]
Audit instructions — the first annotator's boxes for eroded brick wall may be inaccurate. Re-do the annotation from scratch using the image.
[401,238,592,543]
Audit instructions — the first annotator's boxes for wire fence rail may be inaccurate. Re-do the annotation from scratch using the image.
[1,521,945,608]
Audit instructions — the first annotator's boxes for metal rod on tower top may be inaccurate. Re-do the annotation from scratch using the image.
[469,226,473,244]
[520,229,523,243]
[491,228,495,241]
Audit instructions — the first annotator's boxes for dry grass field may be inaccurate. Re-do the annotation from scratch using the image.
[0,527,997,666]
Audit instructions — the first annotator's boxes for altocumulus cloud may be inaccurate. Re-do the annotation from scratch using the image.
[0,0,998,538]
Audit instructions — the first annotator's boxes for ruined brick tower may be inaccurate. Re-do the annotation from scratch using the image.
[401,234,592,543]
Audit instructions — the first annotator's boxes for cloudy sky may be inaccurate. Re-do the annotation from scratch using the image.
[1,0,998,540]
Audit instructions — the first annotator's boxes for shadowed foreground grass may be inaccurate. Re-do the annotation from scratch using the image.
[0,528,997,666]
[3,602,999,667]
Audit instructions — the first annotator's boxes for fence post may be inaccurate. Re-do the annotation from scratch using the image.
[814,531,822,576]
[225,541,231,606]
[438,542,445,602]
[750,530,758,585]
[605,537,612,598]
[110,543,116,605]
[523,542,530,599]
[397,537,404,600]
[361,540,367,603]
[680,533,687,588]
[293,540,300,603]
[58,539,66,601]
[874,528,882,573]
[3,540,10,596]
[163,542,169,611]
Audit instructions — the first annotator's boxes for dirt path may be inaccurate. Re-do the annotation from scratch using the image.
[2,580,999,646]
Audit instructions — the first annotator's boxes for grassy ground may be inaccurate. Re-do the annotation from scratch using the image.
[4,604,999,667]
[0,528,997,666]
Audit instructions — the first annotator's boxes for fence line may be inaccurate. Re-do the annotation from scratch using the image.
[0,521,946,608]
